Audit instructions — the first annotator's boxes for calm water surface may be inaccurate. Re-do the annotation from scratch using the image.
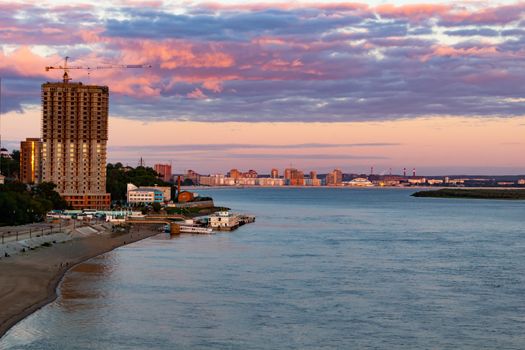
[2,188,525,349]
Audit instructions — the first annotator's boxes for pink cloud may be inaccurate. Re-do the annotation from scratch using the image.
[199,2,368,12]
[419,44,501,61]
[442,3,525,25]
[187,88,207,99]
[0,46,61,77]
[375,3,451,22]
[202,80,223,93]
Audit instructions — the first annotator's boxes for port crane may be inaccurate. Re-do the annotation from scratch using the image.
[45,56,152,83]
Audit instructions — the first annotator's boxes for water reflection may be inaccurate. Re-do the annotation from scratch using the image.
[59,254,115,309]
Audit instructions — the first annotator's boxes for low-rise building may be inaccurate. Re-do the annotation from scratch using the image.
[518,179,525,185]
[427,179,444,185]
[0,148,12,159]
[210,211,240,231]
[237,177,257,186]
[127,188,164,204]
[127,183,169,204]
[408,177,427,185]
[257,177,285,186]
[346,177,374,187]
[200,174,227,186]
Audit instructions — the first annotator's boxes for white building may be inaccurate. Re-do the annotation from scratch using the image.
[210,211,240,231]
[346,177,374,187]
[127,183,165,204]
[200,174,228,186]
[408,177,427,185]
[236,177,257,186]
[427,179,444,185]
[0,174,4,185]
[257,177,285,186]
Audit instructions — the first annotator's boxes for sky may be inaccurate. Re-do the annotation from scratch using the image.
[0,0,524,175]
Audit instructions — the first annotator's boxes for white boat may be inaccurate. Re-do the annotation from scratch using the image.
[179,225,213,234]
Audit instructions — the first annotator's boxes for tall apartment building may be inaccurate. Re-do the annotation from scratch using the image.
[271,168,279,178]
[326,168,343,186]
[41,82,111,209]
[154,163,172,182]
[309,170,321,186]
[20,138,42,184]
[284,168,293,181]
[228,168,241,179]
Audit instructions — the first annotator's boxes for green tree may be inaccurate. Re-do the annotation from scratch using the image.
[0,181,68,226]
[32,182,69,210]
[152,202,161,213]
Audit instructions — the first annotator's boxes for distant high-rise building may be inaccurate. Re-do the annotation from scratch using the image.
[326,168,343,186]
[284,168,293,180]
[186,169,201,185]
[154,163,172,182]
[41,82,110,209]
[271,168,279,178]
[309,170,321,186]
[244,169,258,178]
[283,167,304,185]
[20,138,42,184]
[229,168,241,179]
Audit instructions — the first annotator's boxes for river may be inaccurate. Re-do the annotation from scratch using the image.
[2,188,525,349]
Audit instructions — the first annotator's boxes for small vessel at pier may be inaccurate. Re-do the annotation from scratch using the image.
[209,211,256,231]
[179,225,213,234]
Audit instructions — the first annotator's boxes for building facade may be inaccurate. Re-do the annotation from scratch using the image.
[228,168,241,179]
[20,138,42,184]
[326,168,343,186]
[127,188,164,204]
[127,183,171,203]
[154,163,172,182]
[41,82,111,209]
[185,169,201,185]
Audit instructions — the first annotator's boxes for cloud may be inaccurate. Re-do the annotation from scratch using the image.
[444,28,500,37]
[1,1,525,122]
[187,88,208,99]
[109,142,401,152]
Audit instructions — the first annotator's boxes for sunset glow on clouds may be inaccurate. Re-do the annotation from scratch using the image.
[0,0,524,174]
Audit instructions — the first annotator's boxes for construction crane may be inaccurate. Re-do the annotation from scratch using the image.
[45,56,152,83]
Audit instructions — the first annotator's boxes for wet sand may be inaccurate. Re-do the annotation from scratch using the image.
[0,225,161,338]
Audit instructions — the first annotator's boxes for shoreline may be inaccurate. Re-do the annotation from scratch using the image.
[412,188,525,200]
[184,185,523,190]
[0,224,161,339]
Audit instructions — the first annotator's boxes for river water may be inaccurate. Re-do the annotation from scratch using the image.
[2,188,525,349]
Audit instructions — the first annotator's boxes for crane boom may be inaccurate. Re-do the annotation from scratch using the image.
[45,57,152,83]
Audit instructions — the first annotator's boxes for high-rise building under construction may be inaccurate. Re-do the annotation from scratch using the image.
[41,82,111,209]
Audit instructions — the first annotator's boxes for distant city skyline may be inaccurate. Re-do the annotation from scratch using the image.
[2,111,523,175]
[0,0,524,175]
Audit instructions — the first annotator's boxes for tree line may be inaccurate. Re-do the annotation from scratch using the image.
[0,182,68,226]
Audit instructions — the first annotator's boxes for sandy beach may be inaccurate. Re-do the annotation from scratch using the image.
[0,223,161,338]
